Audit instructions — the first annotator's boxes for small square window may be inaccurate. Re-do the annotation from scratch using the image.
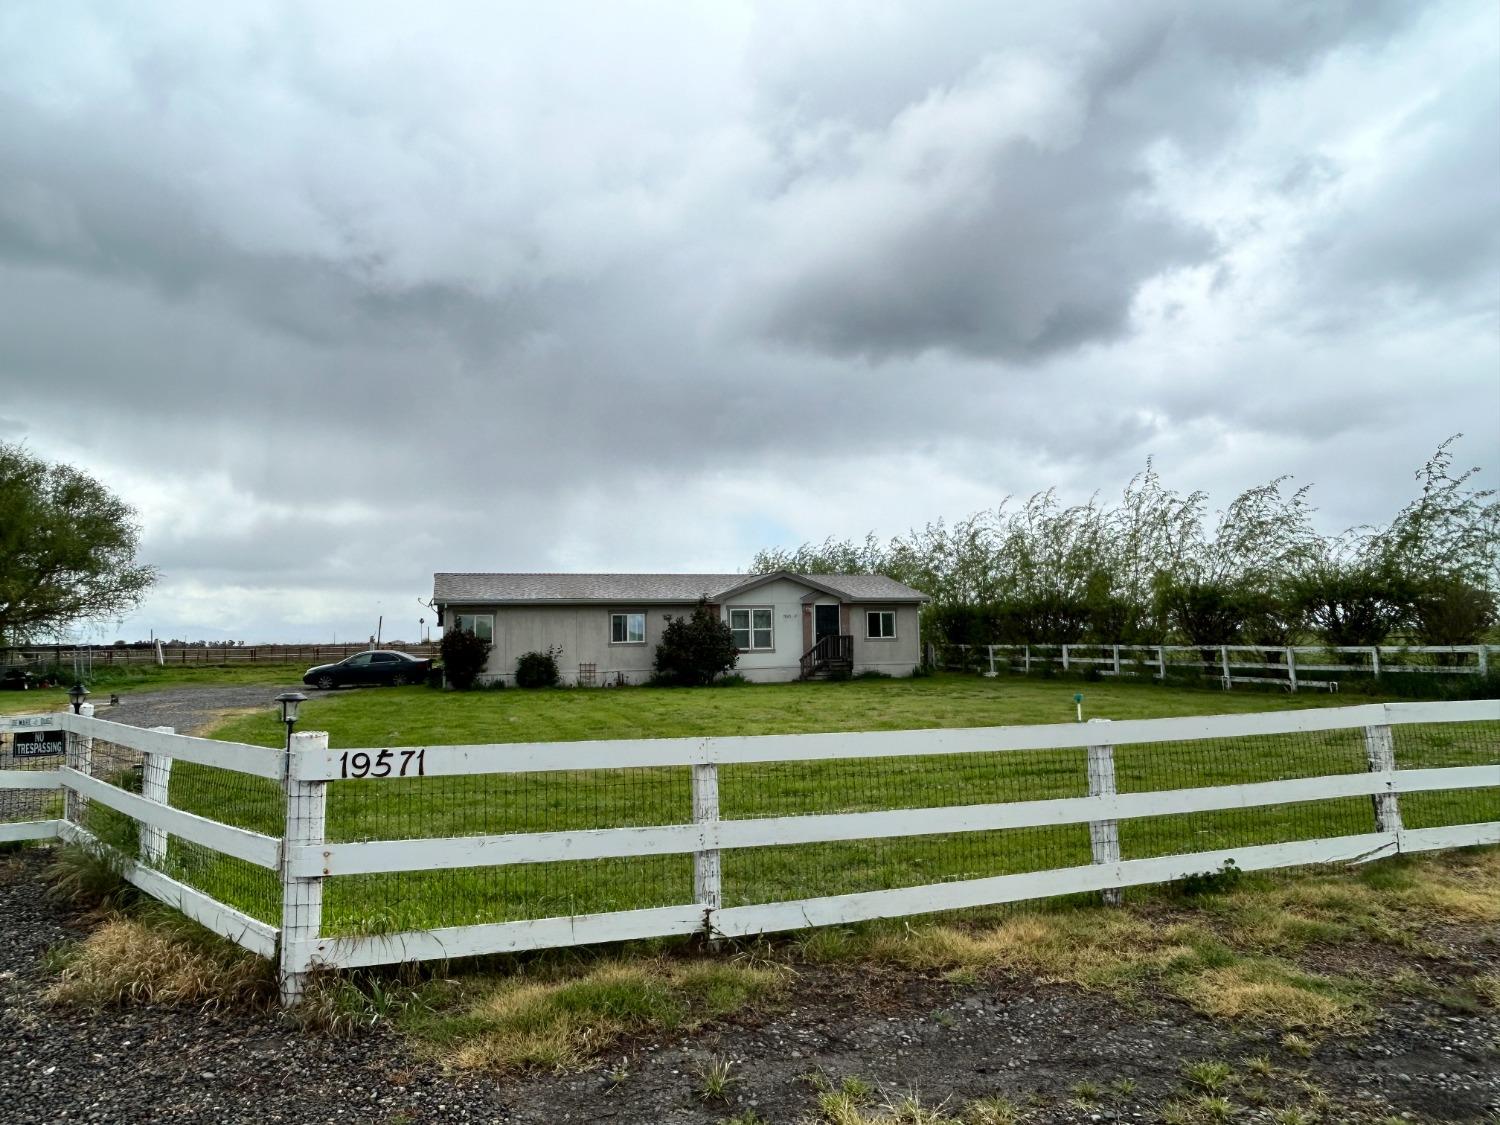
[867,610,896,639]
[611,612,646,644]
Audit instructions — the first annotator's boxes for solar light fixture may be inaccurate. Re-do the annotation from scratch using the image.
[68,682,90,714]
[274,691,308,749]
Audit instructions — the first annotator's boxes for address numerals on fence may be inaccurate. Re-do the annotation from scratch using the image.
[339,748,425,779]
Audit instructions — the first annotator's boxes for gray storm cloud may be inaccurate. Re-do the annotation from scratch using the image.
[0,0,1495,641]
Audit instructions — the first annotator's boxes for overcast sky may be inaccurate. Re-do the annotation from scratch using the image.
[3,1,1497,644]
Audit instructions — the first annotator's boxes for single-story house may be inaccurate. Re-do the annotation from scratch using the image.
[432,571,929,685]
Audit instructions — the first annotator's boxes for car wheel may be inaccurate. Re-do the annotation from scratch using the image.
[316,674,336,690]
[391,672,408,687]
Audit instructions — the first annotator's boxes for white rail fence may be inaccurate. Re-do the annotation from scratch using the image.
[2,700,1497,1005]
[939,643,1496,691]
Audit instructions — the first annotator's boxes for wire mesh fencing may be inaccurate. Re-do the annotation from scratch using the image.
[1390,719,1500,830]
[0,719,66,826]
[67,723,282,925]
[321,766,692,933]
[19,700,1497,996]
[302,708,1498,935]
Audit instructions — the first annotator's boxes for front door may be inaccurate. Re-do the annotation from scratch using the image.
[813,604,841,645]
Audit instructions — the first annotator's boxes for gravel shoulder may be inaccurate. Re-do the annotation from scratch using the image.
[3,842,1497,1124]
[80,683,319,736]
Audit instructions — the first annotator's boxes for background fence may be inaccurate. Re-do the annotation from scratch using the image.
[2,700,1497,1004]
[937,642,1496,691]
[1,642,439,670]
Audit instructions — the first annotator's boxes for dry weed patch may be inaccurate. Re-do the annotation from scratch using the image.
[1473,971,1500,1008]
[828,910,1211,991]
[1173,960,1365,1030]
[45,916,273,1010]
[419,958,784,1072]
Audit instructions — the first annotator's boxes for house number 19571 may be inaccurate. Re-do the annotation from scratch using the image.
[339,748,425,779]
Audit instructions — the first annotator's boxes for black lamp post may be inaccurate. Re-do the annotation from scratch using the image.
[274,691,308,750]
[68,682,90,714]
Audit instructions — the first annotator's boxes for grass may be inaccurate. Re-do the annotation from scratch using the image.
[697,1054,738,1102]
[210,672,1395,747]
[112,672,1491,931]
[794,895,1372,1032]
[400,957,784,1072]
[45,911,273,1010]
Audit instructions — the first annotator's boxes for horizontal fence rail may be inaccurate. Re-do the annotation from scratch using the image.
[939,642,1495,691]
[4,700,1499,1005]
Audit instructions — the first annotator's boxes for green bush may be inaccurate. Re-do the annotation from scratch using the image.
[1410,576,1496,644]
[1287,562,1414,646]
[439,628,491,690]
[1178,859,1242,897]
[514,647,562,689]
[653,600,738,687]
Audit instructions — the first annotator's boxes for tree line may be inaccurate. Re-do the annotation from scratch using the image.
[752,437,1499,649]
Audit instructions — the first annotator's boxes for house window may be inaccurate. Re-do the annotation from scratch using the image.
[610,612,646,644]
[866,610,896,639]
[454,613,493,642]
[730,607,774,651]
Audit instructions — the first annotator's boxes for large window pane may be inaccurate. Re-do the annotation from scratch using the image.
[456,614,493,642]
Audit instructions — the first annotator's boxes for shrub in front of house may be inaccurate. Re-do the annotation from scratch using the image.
[440,628,490,690]
[515,647,562,689]
[653,600,739,687]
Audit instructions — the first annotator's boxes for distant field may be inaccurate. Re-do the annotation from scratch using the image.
[114,673,1488,934]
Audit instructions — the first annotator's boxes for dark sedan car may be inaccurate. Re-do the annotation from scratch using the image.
[303,649,431,690]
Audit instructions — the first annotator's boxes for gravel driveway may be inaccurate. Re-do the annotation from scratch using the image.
[84,683,314,736]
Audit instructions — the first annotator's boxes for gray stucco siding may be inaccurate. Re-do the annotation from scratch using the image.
[462,603,682,685]
[448,585,922,685]
[849,603,922,675]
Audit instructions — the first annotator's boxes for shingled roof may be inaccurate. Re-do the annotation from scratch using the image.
[433,572,927,604]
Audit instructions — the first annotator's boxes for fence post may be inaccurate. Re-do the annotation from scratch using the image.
[1112,645,1121,677]
[64,702,95,826]
[1286,647,1298,693]
[139,726,174,864]
[1156,645,1166,681]
[1220,646,1231,690]
[1363,722,1403,841]
[691,762,722,934]
[1085,719,1121,906]
[1061,645,1070,672]
[279,730,329,1006]
[1370,646,1380,681]
[987,646,995,677]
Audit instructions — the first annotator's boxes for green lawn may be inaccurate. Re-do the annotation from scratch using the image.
[90,674,1500,934]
